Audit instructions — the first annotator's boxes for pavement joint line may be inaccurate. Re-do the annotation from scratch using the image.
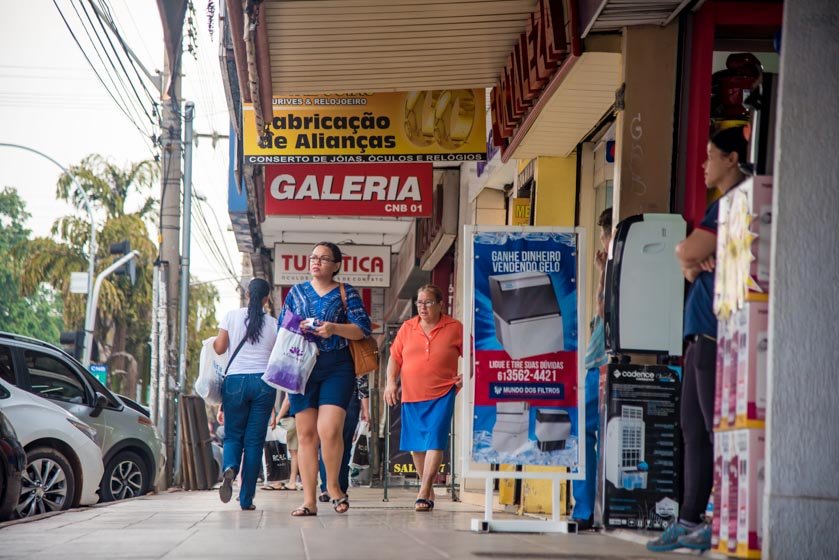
[159,527,200,560]
[397,527,452,559]
[186,511,212,530]
[300,527,311,560]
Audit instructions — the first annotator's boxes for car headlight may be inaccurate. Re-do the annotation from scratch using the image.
[67,417,98,443]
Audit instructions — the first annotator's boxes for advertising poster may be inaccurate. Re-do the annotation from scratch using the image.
[470,231,580,467]
[273,243,390,287]
[243,90,486,163]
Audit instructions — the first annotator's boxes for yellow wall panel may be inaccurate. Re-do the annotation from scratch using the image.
[534,156,576,227]
[521,466,569,515]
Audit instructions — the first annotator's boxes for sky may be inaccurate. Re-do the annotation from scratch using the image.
[0,0,241,321]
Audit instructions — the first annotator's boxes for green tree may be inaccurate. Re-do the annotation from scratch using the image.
[18,155,158,396]
[0,187,63,342]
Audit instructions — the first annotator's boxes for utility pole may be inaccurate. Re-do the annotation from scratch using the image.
[159,51,182,487]
[174,101,195,484]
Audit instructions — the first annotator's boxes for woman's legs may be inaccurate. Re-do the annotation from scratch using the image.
[295,407,320,511]
[238,379,276,508]
[417,450,444,502]
[317,404,348,500]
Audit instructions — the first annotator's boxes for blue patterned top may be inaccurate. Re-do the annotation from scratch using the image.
[279,282,372,353]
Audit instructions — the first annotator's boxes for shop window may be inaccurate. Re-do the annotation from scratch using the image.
[0,345,15,385]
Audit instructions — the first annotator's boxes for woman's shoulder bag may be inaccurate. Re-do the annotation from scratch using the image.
[339,283,379,377]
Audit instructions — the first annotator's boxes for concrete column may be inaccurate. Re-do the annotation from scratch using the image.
[765,2,839,557]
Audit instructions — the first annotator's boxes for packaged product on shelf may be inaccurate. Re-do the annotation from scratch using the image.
[724,312,739,428]
[712,431,726,550]
[601,364,681,530]
[730,429,765,558]
[735,302,769,429]
[714,320,728,430]
[716,431,734,554]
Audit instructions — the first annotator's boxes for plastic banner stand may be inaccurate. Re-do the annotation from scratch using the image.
[461,226,587,535]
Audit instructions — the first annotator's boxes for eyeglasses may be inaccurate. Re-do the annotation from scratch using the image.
[309,255,336,264]
[416,300,439,307]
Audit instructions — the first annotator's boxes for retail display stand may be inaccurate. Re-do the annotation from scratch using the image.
[462,226,587,535]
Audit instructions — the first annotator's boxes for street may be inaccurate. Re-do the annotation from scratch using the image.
[0,487,688,560]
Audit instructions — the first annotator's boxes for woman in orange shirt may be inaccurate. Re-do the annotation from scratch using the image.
[384,284,463,512]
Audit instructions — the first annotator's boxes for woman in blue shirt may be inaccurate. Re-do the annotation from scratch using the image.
[281,241,372,517]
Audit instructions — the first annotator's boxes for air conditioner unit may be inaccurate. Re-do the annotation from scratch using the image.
[605,405,648,490]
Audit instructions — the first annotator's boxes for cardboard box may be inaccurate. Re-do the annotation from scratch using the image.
[747,176,773,294]
[725,313,739,428]
[601,364,681,530]
[716,431,733,554]
[714,321,728,431]
[711,431,725,550]
[735,303,769,429]
[730,429,765,558]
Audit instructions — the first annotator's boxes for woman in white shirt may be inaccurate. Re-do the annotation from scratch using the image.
[213,278,278,510]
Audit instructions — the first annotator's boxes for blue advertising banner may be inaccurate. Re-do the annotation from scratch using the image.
[470,230,581,468]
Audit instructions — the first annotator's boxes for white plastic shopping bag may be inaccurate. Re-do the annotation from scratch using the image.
[261,311,318,394]
[349,420,370,469]
[195,336,226,405]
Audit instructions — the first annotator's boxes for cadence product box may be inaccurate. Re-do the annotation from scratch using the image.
[715,318,731,431]
[734,302,769,429]
[601,364,681,530]
[488,271,564,359]
[712,431,726,550]
[730,429,765,559]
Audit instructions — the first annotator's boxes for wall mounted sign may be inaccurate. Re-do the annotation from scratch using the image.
[244,91,486,163]
[264,162,432,217]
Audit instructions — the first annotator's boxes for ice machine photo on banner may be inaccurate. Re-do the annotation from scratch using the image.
[467,229,583,470]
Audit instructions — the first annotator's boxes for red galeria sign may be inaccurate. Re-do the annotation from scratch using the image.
[264,162,433,217]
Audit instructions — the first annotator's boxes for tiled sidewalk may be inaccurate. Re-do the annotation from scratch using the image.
[0,487,689,559]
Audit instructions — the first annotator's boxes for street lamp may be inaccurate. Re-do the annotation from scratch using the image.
[0,142,98,366]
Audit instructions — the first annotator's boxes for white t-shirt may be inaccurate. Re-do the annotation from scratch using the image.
[219,308,278,375]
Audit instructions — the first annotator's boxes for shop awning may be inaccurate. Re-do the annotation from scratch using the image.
[579,0,693,37]
[261,0,538,93]
[505,51,622,160]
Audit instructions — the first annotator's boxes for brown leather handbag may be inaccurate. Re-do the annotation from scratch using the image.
[339,283,379,377]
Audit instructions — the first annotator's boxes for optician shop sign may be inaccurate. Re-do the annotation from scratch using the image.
[243,90,486,163]
[264,163,433,217]
[273,243,391,288]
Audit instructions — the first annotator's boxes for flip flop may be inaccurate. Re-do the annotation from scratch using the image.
[415,498,434,512]
[332,495,350,514]
[318,492,331,503]
[291,506,318,517]
[262,483,294,491]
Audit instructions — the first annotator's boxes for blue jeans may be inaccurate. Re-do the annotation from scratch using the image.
[222,373,276,508]
[319,390,360,495]
[572,367,601,521]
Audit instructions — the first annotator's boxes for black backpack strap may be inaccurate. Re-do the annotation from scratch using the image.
[224,335,248,376]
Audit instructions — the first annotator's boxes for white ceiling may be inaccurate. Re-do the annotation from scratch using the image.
[263,0,538,94]
[509,52,622,160]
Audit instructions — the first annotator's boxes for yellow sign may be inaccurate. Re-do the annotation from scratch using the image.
[512,197,531,225]
[243,90,486,164]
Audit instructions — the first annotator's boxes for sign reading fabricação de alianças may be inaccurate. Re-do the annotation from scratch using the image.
[243,91,486,164]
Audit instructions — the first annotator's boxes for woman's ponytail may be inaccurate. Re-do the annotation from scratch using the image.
[244,278,271,344]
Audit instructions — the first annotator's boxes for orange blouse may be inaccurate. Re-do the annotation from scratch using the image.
[390,315,463,403]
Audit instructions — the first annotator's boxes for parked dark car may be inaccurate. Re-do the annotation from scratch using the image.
[0,389,26,522]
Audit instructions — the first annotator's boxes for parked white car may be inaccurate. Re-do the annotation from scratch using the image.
[0,379,104,518]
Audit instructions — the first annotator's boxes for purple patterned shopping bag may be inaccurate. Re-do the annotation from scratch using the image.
[262,311,318,394]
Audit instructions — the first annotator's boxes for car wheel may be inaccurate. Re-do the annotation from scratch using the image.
[100,450,149,502]
[16,447,76,519]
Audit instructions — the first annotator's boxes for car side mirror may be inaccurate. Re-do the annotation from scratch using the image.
[90,392,109,418]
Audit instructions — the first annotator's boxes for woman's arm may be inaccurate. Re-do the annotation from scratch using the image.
[313,322,365,340]
[383,357,402,406]
[213,329,229,354]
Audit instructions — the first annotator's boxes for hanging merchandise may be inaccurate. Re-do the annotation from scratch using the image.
[711,53,763,121]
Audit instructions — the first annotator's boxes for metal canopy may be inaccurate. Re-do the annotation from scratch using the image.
[263,0,538,94]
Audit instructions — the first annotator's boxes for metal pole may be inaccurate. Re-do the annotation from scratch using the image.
[149,266,160,422]
[85,252,140,356]
[0,143,98,366]
[174,101,195,484]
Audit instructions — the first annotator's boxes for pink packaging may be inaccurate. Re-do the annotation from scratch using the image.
[726,431,740,555]
[716,431,733,554]
[714,321,727,430]
[748,176,773,294]
[725,312,739,427]
[711,431,725,549]
[732,429,765,558]
[735,302,769,428]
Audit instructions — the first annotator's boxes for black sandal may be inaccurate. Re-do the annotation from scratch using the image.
[332,495,350,514]
[415,498,434,512]
[291,506,318,517]
[318,492,331,503]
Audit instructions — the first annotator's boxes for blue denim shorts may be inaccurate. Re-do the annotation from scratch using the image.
[289,346,355,415]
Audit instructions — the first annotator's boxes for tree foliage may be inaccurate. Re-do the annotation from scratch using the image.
[0,187,63,342]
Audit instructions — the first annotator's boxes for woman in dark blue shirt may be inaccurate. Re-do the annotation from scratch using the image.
[281,241,372,517]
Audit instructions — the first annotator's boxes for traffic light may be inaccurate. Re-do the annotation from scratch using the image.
[110,240,137,285]
[60,331,84,360]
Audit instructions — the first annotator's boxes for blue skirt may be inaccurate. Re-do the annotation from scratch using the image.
[399,387,456,452]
